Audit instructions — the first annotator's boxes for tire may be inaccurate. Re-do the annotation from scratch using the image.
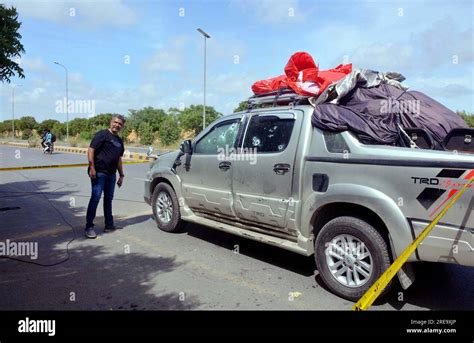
[151,182,184,233]
[314,216,392,301]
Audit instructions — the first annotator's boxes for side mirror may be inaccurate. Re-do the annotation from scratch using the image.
[180,140,192,154]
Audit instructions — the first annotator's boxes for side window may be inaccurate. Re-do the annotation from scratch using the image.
[243,115,295,153]
[194,120,240,154]
[323,131,350,153]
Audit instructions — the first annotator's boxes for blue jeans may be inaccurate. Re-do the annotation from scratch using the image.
[86,172,116,229]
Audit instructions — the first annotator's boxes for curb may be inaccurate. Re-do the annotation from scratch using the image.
[0,141,154,161]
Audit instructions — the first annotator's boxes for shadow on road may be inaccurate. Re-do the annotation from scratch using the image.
[184,223,315,277]
[184,223,474,310]
[0,178,200,310]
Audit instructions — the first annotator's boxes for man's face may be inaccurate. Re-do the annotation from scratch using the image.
[110,117,124,134]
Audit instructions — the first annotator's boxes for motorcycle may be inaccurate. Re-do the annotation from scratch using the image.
[43,142,54,154]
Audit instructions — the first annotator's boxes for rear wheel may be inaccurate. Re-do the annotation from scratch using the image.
[151,183,184,233]
[314,216,392,301]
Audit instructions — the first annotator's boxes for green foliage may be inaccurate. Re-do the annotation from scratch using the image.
[233,101,249,113]
[69,117,89,136]
[16,104,224,146]
[52,122,66,139]
[79,131,92,141]
[0,120,11,133]
[159,115,181,146]
[138,122,154,145]
[128,107,166,133]
[16,116,37,131]
[38,119,60,132]
[89,113,113,131]
[457,110,474,128]
[21,128,33,140]
[0,4,25,83]
[177,105,222,135]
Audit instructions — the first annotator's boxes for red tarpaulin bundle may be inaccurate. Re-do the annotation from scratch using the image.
[252,52,352,96]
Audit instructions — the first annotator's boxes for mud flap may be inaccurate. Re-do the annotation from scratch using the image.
[397,262,415,290]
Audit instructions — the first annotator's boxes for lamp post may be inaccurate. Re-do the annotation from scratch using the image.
[54,61,69,141]
[197,28,210,130]
[11,84,21,139]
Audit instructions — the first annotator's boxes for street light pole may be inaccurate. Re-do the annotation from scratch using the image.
[11,84,21,139]
[197,28,210,131]
[54,61,69,141]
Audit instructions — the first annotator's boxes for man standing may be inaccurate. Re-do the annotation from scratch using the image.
[85,114,126,238]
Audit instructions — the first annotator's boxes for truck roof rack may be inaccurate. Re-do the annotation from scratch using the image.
[247,88,312,108]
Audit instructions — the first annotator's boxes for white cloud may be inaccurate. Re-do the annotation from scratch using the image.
[4,0,136,27]
[27,87,46,101]
[143,37,189,72]
[19,56,50,73]
[143,51,183,72]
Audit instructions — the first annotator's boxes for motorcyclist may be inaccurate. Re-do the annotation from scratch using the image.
[43,129,53,153]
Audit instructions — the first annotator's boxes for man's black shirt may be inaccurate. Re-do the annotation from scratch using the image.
[90,129,124,175]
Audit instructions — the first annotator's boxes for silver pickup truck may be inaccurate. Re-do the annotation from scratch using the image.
[144,99,473,301]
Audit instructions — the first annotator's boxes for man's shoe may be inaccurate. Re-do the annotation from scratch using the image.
[104,225,123,233]
[85,227,97,239]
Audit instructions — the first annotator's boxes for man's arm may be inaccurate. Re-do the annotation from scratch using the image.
[88,147,96,179]
[117,157,124,187]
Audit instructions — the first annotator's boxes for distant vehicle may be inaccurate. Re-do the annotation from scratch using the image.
[144,92,474,301]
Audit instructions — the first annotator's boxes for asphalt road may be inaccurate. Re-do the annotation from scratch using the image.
[0,145,473,311]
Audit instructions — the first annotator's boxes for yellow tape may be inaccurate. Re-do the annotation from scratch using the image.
[353,177,473,311]
[0,160,150,172]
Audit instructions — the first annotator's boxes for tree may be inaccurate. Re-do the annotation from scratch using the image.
[159,115,181,146]
[128,107,166,133]
[457,110,474,128]
[0,5,25,83]
[21,128,33,140]
[38,119,60,132]
[88,113,113,131]
[178,105,222,135]
[138,122,154,145]
[0,120,11,133]
[233,101,249,113]
[69,117,89,136]
[16,116,37,131]
[52,122,66,139]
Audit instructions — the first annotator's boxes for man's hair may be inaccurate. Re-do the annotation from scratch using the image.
[112,114,126,124]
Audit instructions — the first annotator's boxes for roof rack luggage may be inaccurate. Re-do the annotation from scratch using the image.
[247,88,312,108]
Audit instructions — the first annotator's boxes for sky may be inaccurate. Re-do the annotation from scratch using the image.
[0,0,473,123]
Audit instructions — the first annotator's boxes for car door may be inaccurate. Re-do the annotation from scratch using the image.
[232,111,301,232]
[177,117,242,218]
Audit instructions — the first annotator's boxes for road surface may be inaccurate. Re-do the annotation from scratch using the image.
[0,145,473,310]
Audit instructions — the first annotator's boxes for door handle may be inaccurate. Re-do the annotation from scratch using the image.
[273,163,290,175]
[219,161,231,171]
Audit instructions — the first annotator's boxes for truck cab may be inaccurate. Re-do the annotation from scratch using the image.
[144,94,474,301]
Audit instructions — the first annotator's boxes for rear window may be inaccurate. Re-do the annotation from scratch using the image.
[323,132,350,153]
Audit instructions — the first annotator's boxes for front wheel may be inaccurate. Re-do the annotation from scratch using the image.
[151,183,184,233]
[314,216,392,301]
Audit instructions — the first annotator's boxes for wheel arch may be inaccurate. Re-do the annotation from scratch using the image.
[311,202,392,259]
